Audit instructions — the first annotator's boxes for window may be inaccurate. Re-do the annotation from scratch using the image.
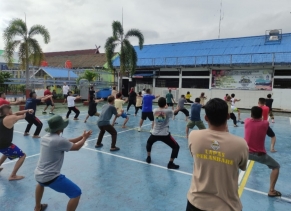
[274,70,291,76]
[273,79,291,89]
[182,70,209,76]
[159,71,179,76]
[182,79,209,88]
[135,78,153,85]
[156,78,179,88]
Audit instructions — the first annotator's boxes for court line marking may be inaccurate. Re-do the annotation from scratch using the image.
[82,146,193,176]
[3,123,152,165]
[289,117,291,125]
[244,187,291,203]
[238,160,250,184]
[238,160,255,197]
[15,113,88,124]
[2,153,40,166]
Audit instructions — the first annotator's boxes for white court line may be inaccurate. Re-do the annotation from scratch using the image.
[3,123,152,165]
[238,160,250,185]
[2,153,40,166]
[82,146,193,176]
[244,187,291,203]
[289,117,291,125]
[15,113,88,124]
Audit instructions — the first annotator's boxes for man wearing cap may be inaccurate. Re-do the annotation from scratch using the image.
[34,115,92,211]
[0,105,34,180]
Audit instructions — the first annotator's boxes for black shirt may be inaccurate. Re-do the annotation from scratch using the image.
[88,101,97,115]
[0,116,14,149]
[128,91,137,102]
[89,90,95,98]
[265,99,274,110]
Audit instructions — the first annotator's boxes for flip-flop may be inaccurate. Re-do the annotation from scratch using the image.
[35,204,48,211]
[95,144,103,148]
[268,191,282,197]
[110,147,120,151]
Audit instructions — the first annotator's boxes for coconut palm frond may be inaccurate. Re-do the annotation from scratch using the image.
[28,25,50,44]
[105,37,118,70]
[27,38,44,66]
[112,21,123,39]
[125,29,144,49]
[3,40,21,67]
[3,19,27,42]
[18,42,27,70]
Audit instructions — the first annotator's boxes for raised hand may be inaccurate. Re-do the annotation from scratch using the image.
[83,130,93,139]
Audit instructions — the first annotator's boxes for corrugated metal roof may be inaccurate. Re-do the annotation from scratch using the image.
[113,33,291,67]
[36,67,78,78]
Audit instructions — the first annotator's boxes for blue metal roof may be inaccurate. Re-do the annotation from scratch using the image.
[38,67,78,78]
[113,33,291,67]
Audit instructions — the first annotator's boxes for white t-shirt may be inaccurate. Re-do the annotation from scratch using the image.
[142,90,146,96]
[62,85,70,95]
[67,96,76,107]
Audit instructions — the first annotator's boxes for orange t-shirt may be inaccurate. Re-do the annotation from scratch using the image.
[259,105,269,121]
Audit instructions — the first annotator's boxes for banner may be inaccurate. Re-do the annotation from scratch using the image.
[211,70,273,90]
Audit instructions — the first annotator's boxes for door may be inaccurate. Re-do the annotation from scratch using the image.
[122,79,129,97]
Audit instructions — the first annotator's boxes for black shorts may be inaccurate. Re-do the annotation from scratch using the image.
[46,101,54,107]
[267,126,275,138]
[64,94,68,99]
[141,112,154,121]
[167,103,173,107]
[88,111,97,117]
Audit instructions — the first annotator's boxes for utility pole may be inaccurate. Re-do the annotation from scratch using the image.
[218,0,223,39]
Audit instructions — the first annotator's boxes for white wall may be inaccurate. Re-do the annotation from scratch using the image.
[153,87,288,110]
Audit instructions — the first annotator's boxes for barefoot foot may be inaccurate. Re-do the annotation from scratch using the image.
[9,175,25,181]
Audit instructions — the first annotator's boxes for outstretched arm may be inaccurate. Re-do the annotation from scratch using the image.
[39,95,53,102]
[70,130,92,151]
[3,109,34,128]
[155,95,160,99]
[95,98,104,103]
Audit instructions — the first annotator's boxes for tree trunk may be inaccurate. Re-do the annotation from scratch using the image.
[119,71,123,93]
[25,41,30,99]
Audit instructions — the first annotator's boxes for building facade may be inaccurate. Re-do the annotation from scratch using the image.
[113,31,291,110]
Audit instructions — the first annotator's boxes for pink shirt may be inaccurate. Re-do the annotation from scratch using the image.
[244,118,269,153]
[259,105,269,121]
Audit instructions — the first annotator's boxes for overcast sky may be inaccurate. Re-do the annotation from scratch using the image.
[0,0,290,53]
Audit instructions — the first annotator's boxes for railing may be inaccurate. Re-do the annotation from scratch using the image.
[113,52,291,68]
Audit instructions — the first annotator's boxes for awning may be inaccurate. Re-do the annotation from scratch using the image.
[132,73,155,78]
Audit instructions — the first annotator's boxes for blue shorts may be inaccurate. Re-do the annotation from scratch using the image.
[38,174,81,199]
[0,144,25,160]
[121,112,127,118]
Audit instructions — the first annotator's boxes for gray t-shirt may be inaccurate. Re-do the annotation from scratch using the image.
[35,134,73,183]
[152,108,173,136]
[178,98,187,109]
[97,104,117,126]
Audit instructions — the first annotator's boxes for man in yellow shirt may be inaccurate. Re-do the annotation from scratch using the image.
[112,93,129,128]
[186,91,193,103]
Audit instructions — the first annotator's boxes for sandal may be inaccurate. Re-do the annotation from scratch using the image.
[110,147,120,151]
[268,190,282,197]
[35,204,48,211]
[95,144,103,148]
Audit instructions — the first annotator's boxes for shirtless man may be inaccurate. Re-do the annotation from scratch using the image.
[0,105,34,180]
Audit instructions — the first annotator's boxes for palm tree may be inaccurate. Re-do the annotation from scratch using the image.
[3,18,50,90]
[105,21,144,91]
[77,70,99,84]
